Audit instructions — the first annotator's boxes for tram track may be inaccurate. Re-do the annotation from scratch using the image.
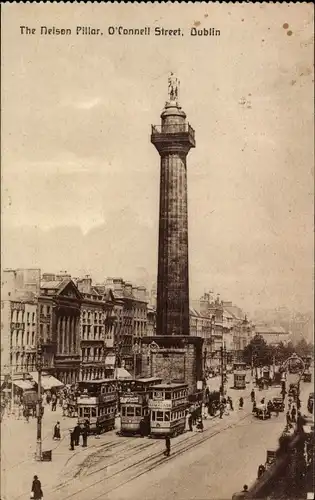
[57,411,251,500]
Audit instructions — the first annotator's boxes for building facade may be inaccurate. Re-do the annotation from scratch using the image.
[39,277,82,384]
[103,278,148,375]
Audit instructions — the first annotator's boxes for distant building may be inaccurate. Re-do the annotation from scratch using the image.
[1,269,40,389]
[254,324,291,346]
[103,278,148,375]
[76,276,107,381]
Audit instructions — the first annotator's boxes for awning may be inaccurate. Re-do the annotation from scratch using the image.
[105,355,116,367]
[114,367,132,380]
[13,379,35,390]
[30,372,64,390]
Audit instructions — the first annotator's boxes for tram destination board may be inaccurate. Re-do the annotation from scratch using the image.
[120,395,141,404]
[149,398,187,410]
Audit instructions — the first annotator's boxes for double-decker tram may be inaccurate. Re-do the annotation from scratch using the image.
[149,382,189,438]
[77,379,117,434]
[119,377,162,436]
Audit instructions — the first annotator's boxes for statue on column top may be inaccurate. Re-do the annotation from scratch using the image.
[168,72,180,104]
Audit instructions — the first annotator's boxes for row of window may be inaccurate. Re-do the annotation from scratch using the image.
[150,389,188,400]
[82,347,103,361]
[40,305,51,316]
[82,325,104,337]
[151,410,186,422]
[78,406,116,418]
[82,311,104,321]
[11,331,36,347]
[11,311,36,323]
[121,406,149,417]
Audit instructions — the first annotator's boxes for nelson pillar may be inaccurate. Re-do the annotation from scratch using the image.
[141,74,203,396]
[152,73,194,337]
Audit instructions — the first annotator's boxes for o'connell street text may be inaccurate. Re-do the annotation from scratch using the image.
[20,25,221,37]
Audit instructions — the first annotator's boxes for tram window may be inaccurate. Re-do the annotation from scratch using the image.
[164,412,170,421]
[151,411,155,420]
[156,411,164,422]
[127,407,135,417]
[149,392,153,399]
[165,392,171,400]
[122,407,126,416]
[83,408,90,418]
[79,408,83,417]
[135,407,141,417]
[143,408,148,416]
[91,408,97,417]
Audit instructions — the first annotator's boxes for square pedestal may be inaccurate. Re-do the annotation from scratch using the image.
[140,336,203,395]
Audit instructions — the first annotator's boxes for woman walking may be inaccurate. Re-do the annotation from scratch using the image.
[31,475,43,499]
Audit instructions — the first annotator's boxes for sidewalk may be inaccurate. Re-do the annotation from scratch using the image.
[1,404,123,500]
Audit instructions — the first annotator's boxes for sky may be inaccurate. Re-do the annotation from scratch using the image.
[1,3,314,315]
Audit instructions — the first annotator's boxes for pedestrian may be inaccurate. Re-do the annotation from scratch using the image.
[139,418,145,437]
[291,406,297,423]
[73,424,80,446]
[69,429,75,451]
[252,400,257,413]
[30,475,43,499]
[257,464,265,479]
[250,389,255,402]
[53,421,61,440]
[219,403,224,419]
[51,393,57,412]
[286,410,291,426]
[24,406,30,423]
[239,397,244,409]
[164,435,171,457]
[228,396,234,411]
[62,399,68,417]
[82,426,88,448]
[188,413,193,431]
[260,397,265,405]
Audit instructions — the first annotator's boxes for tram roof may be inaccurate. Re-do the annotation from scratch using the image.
[80,378,116,384]
[136,377,163,383]
[150,382,188,389]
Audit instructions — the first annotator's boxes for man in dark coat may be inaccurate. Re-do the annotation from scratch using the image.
[82,425,88,447]
[53,421,61,440]
[73,424,81,446]
[188,413,193,431]
[31,475,43,499]
[250,389,255,402]
[69,430,75,451]
[164,435,171,456]
[291,406,297,423]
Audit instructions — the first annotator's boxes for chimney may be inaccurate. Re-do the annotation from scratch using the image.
[137,286,147,301]
[77,276,92,294]
[113,278,124,293]
[124,282,133,297]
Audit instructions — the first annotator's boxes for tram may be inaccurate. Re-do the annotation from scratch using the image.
[119,377,162,436]
[149,382,189,438]
[233,362,246,389]
[77,379,117,434]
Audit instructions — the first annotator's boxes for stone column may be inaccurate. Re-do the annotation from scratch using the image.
[61,316,65,354]
[68,316,72,354]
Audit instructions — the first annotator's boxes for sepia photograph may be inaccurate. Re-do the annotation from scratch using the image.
[1,3,314,500]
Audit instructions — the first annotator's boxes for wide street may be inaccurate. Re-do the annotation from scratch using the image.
[1,373,312,500]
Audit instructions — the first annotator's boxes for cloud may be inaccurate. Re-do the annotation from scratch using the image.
[73,97,102,110]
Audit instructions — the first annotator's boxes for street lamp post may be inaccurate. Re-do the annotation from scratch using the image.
[35,345,43,461]
[220,346,224,396]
